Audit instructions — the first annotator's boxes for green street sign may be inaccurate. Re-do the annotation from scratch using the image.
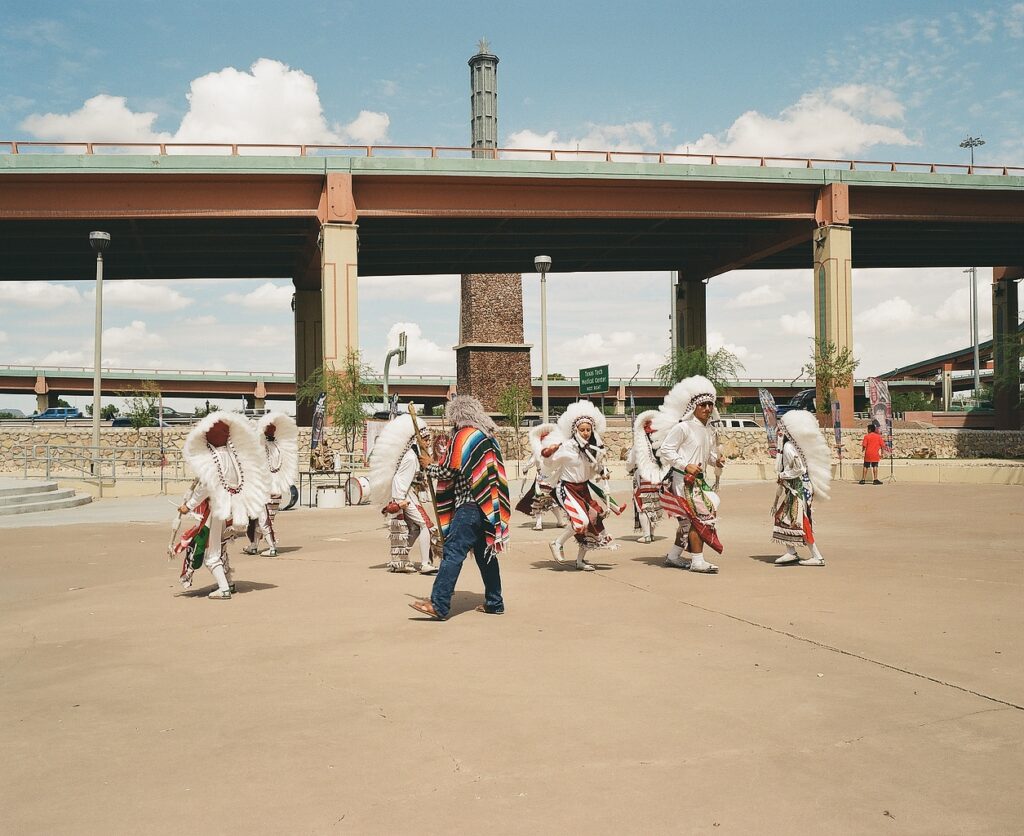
[579,364,609,395]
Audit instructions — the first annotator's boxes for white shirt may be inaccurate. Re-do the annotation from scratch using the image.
[776,441,808,485]
[551,441,605,484]
[391,448,419,502]
[659,418,717,492]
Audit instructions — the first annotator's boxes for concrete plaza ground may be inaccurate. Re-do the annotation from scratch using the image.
[1,478,1022,834]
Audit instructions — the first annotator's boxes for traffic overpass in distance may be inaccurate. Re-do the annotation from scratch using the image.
[1,364,942,415]
[1,142,1021,427]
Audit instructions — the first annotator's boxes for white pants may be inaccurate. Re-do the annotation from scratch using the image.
[203,516,232,591]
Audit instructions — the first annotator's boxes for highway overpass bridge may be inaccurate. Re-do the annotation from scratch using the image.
[1,363,966,416]
[1,142,1021,426]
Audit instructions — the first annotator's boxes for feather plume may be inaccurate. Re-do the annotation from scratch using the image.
[183,411,269,521]
[257,412,298,495]
[777,410,832,500]
[367,414,420,506]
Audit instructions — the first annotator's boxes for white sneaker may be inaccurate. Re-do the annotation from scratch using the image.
[208,588,232,599]
[665,553,691,569]
[774,552,799,565]
[689,559,719,574]
[549,541,565,563]
[242,545,258,555]
[576,559,596,572]
[798,556,825,566]
[260,548,278,558]
[533,521,544,531]
[419,562,438,575]
[639,535,653,544]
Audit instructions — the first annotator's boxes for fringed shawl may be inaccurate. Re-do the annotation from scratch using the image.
[436,426,510,557]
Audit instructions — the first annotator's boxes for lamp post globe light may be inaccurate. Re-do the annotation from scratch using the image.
[534,255,552,423]
[89,231,110,472]
[959,135,985,168]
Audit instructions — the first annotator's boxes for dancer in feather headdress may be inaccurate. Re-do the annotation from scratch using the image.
[648,376,725,574]
[243,412,298,558]
[368,413,439,574]
[178,412,269,599]
[543,400,622,572]
[626,410,666,544]
[515,423,567,530]
[408,396,509,620]
[771,409,831,566]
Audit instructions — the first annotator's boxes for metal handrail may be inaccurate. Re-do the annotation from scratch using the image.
[1,140,1020,177]
[13,443,189,483]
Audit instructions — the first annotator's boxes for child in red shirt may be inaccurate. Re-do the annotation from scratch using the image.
[859,422,888,484]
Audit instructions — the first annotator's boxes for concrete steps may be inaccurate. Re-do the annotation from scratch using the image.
[0,480,92,516]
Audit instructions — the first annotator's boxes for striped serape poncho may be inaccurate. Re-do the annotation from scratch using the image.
[435,426,511,558]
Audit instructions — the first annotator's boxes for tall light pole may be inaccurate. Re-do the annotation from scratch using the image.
[964,267,981,397]
[959,135,985,169]
[89,231,110,473]
[534,255,552,423]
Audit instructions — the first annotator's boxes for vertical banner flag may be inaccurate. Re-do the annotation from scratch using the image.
[867,378,893,442]
[758,388,779,456]
[831,398,843,477]
[310,392,327,467]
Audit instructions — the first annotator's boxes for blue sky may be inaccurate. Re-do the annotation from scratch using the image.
[1,1,1022,412]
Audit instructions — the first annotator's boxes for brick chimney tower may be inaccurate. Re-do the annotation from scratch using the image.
[455,40,533,412]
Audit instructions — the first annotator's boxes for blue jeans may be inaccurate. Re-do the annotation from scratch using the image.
[430,503,503,618]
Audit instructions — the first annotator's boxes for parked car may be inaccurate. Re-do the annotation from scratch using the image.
[775,388,816,417]
[112,416,169,427]
[713,417,761,429]
[33,407,84,420]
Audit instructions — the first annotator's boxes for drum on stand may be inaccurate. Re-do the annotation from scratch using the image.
[345,475,370,506]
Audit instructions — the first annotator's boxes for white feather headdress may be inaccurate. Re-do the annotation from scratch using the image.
[650,375,721,445]
[556,399,606,440]
[528,422,558,464]
[632,409,669,483]
[256,412,299,495]
[367,414,428,506]
[777,410,832,500]
[183,411,269,521]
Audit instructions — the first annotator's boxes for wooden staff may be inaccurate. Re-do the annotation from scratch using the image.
[408,404,444,548]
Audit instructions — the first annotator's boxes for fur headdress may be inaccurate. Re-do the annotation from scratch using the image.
[445,395,498,436]
[650,375,721,444]
[556,399,606,440]
[632,409,669,483]
[183,411,269,521]
[367,414,430,506]
[777,410,831,500]
[256,412,299,495]
[528,422,558,464]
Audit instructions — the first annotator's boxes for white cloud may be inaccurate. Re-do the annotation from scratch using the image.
[0,282,81,307]
[0,330,8,344]
[102,320,165,361]
[730,284,785,308]
[385,322,453,375]
[505,122,661,158]
[854,296,926,332]
[19,59,391,148]
[19,94,169,142]
[339,110,390,145]
[934,285,993,337]
[1008,3,1024,38]
[679,85,915,158]
[360,275,458,304]
[780,310,814,336]
[707,330,752,362]
[182,314,218,327]
[37,349,88,366]
[241,325,291,348]
[88,280,193,311]
[224,281,293,310]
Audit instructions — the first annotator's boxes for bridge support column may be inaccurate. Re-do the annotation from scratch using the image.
[293,287,323,427]
[673,275,707,353]
[812,225,854,426]
[321,223,359,370]
[992,267,1021,430]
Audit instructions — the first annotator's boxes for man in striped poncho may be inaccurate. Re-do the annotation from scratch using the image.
[409,396,510,620]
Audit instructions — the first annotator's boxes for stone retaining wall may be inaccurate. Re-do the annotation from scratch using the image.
[3,425,1022,473]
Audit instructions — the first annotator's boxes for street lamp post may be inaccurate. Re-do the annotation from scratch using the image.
[964,267,981,397]
[89,232,110,477]
[959,135,985,169]
[534,255,552,423]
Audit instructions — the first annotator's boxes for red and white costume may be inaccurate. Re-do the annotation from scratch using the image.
[244,412,298,558]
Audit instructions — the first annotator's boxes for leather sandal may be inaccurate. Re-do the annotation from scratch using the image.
[409,599,445,620]
[475,604,504,615]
